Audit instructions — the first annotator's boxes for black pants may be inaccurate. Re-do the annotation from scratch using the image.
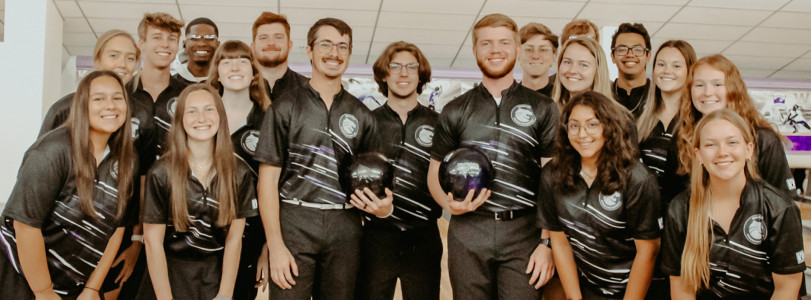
[356,221,442,300]
[101,226,146,299]
[269,203,363,300]
[136,254,221,300]
[233,215,265,300]
[447,212,543,300]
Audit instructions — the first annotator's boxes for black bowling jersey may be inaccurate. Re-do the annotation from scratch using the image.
[127,75,188,165]
[264,68,309,102]
[639,116,687,205]
[143,158,258,258]
[754,127,798,200]
[661,179,805,299]
[231,101,265,174]
[370,104,442,230]
[254,82,376,205]
[536,161,662,296]
[38,90,156,175]
[0,127,134,296]
[612,80,650,118]
[431,81,559,212]
[534,74,556,98]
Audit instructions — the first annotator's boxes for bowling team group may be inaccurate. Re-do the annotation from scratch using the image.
[0,8,805,300]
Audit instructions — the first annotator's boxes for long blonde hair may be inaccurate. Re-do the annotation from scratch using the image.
[680,108,758,291]
[551,36,612,109]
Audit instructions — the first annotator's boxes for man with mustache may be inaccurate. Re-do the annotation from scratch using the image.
[255,18,377,300]
[610,23,652,118]
[251,12,308,101]
[427,13,559,299]
[172,17,219,85]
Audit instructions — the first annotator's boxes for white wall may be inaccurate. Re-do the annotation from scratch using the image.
[0,0,63,205]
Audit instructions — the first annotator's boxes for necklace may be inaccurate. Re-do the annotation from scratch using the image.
[580,169,597,180]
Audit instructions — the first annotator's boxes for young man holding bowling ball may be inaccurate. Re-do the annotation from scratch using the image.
[353,41,444,300]
[254,18,377,300]
[427,13,560,299]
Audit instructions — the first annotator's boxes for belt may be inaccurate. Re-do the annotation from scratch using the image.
[282,199,354,210]
[473,208,533,221]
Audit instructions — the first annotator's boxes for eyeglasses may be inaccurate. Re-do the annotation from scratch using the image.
[389,62,419,73]
[187,34,217,41]
[313,40,351,55]
[566,120,602,136]
[612,46,649,57]
[522,46,554,56]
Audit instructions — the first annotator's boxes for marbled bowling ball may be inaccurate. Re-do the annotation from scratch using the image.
[341,152,394,198]
[439,147,493,201]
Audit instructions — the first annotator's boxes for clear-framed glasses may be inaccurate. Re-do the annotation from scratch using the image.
[566,120,602,136]
[314,40,351,55]
[389,62,420,73]
[522,46,554,56]
[612,46,649,57]
[187,34,217,41]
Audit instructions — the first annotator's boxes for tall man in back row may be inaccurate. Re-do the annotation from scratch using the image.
[610,22,652,118]
[427,13,560,299]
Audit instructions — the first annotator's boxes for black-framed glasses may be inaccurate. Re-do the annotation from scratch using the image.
[187,34,217,41]
[612,46,648,57]
[389,62,419,73]
[313,40,350,55]
[566,120,602,136]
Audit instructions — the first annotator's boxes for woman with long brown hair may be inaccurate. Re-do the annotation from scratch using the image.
[139,84,257,300]
[662,109,804,299]
[537,91,661,299]
[677,54,797,199]
[0,70,136,299]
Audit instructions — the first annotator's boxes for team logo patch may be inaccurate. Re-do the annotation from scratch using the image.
[787,178,797,190]
[167,97,178,117]
[111,161,119,180]
[598,191,622,211]
[743,214,767,245]
[131,117,141,139]
[797,250,805,264]
[241,130,260,155]
[511,104,536,126]
[251,199,258,210]
[415,125,434,147]
[339,114,359,138]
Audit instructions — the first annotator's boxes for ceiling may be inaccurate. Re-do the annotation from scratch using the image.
[5,0,811,80]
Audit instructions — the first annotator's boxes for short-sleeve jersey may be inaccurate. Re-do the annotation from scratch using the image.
[127,75,188,167]
[142,158,258,258]
[254,82,376,205]
[754,127,798,200]
[0,127,133,295]
[612,79,650,118]
[639,116,687,205]
[431,81,559,212]
[264,68,308,102]
[536,161,662,296]
[370,103,442,230]
[661,179,805,298]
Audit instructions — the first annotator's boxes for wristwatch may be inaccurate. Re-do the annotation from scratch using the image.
[540,238,551,249]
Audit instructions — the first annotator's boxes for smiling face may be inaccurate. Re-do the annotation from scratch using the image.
[559,43,597,93]
[139,25,179,68]
[307,25,351,79]
[94,36,138,84]
[252,23,292,68]
[653,47,688,94]
[473,26,518,79]
[695,119,753,182]
[384,51,419,99]
[88,76,128,138]
[182,90,220,143]
[567,104,605,161]
[611,32,650,78]
[691,65,728,115]
[217,57,253,91]
[184,24,219,66]
[518,35,556,78]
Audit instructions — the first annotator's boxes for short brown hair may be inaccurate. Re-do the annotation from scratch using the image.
[561,19,599,43]
[252,12,291,41]
[373,41,432,97]
[137,12,184,40]
[518,22,559,50]
[472,13,518,44]
[307,18,353,50]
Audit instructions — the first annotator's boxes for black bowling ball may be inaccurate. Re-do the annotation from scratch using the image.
[340,152,395,199]
[439,147,494,201]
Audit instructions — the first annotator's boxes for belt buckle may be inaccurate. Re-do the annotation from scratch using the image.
[495,211,513,221]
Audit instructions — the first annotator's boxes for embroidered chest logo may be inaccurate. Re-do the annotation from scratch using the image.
[241,130,260,155]
[511,104,536,126]
[339,114,359,138]
[167,97,178,117]
[598,191,622,211]
[131,117,141,139]
[415,125,434,147]
[743,214,767,245]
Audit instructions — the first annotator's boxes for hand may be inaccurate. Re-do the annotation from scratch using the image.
[33,289,60,300]
[76,288,101,300]
[268,241,298,289]
[526,243,555,289]
[255,243,269,291]
[112,242,142,285]
[350,188,394,218]
[445,189,490,215]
